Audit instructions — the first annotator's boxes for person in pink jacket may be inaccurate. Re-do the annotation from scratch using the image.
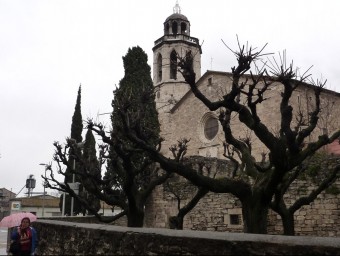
[10,217,38,256]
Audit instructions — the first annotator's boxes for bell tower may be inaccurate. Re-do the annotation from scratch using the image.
[152,1,202,113]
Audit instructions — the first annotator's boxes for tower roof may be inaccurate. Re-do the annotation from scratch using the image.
[165,1,188,22]
[165,13,188,22]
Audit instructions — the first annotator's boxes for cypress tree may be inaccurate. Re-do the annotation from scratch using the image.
[81,128,101,214]
[112,46,160,145]
[70,86,83,145]
[108,46,161,226]
[61,85,84,215]
[48,47,168,224]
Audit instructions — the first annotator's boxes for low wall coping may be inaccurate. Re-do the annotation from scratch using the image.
[35,219,340,248]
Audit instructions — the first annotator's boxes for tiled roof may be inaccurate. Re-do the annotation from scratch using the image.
[325,140,340,155]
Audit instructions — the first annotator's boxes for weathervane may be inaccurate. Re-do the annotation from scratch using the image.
[173,0,181,14]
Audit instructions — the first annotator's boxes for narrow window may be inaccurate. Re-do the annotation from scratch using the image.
[165,23,170,35]
[157,54,162,82]
[172,21,178,35]
[186,50,194,72]
[181,22,187,34]
[170,51,177,80]
[208,77,212,86]
[230,214,241,225]
[323,127,328,135]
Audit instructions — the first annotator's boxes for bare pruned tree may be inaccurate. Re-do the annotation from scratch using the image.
[117,39,340,234]
[166,139,209,230]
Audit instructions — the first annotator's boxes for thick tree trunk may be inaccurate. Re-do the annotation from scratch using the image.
[281,212,295,236]
[168,188,208,230]
[242,198,269,234]
[169,216,184,230]
[127,206,144,227]
[272,203,296,236]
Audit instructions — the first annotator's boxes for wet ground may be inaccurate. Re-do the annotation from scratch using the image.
[0,228,8,255]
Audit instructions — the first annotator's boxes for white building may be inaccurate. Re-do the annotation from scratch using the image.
[10,195,61,217]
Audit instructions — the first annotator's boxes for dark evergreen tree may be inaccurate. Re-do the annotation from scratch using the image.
[60,85,84,215]
[107,46,163,226]
[112,46,160,146]
[47,47,168,226]
[81,128,101,215]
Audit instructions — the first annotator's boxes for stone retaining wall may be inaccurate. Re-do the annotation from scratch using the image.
[144,156,340,236]
[32,219,340,255]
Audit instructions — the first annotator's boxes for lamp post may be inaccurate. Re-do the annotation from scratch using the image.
[69,140,85,216]
[39,163,48,217]
[70,159,75,216]
[62,189,66,216]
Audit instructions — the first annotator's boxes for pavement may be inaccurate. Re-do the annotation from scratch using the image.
[0,228,8,255]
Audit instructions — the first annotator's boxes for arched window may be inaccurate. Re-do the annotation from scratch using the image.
[204,116,219,140]
[172,21,178,35]
[165,23,170,35]
[186,50,193,70]
[157,54,162,82]
[170,50,177,80]
[181,22,187,34]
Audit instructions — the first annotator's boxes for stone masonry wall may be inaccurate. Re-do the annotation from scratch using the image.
[144,156,340,237]
[31,219,340,255]
[267,179,340,237]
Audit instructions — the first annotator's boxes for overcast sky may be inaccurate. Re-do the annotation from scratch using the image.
[1,0,339,197]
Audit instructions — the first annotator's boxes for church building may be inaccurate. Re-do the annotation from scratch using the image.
[144,2,340,236]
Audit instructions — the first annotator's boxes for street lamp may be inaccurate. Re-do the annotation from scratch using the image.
[70,159,75,216]
[39,163,48,217]
[69,159,81,216]
[68,140,84,216]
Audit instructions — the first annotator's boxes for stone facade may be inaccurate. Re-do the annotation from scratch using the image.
[157,71,340,160]
[145,4,340,236]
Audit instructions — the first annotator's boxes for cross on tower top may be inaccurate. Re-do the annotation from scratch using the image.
[173,0,181,14]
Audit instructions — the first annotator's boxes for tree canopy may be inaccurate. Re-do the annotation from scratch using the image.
[44,46,167,226]
[61,85,84,215]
